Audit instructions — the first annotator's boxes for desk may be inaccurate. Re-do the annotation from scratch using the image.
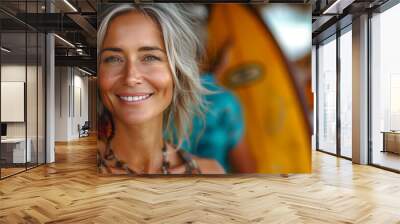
[1,138,31,163]
[381,131,400,154]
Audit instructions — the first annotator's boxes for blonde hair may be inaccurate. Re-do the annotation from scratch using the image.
[97,3,207,148]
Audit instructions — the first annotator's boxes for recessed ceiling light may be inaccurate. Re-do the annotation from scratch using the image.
[77,67,93,76]
[54,34,75,48]
[1,47,11,53]
[63,0,78,12]
[322,0,354,15]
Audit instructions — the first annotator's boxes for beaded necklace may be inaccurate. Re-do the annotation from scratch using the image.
[102,141,170,174]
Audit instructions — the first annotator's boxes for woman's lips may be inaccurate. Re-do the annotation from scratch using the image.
[117,93,154,103]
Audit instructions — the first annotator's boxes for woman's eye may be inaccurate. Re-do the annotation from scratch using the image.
[143,55,160,63]
[103,56,123,64]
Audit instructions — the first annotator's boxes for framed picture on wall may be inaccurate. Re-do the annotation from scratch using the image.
[96,2,312,175]
[1,81,25,122]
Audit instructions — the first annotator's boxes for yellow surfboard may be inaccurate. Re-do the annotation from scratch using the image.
[206,4,311,173]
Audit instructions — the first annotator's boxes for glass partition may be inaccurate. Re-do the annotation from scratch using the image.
[339,28,352,158]
[1,30,28,177]
[317,36,337,154]
[38,32,45,165]
[27,31,38,169]
[0,0,46,179]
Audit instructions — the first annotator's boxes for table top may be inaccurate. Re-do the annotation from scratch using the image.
[381,131,400,134]
[1,138,28,143]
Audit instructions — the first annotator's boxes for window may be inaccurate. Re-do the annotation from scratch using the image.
[317,36,337,154]
[370,2,400,171]
[339,28,352,158]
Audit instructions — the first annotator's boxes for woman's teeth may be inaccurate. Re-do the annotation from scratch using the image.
[119,94,152,102]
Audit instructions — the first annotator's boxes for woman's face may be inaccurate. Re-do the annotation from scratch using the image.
[99,11,173,125]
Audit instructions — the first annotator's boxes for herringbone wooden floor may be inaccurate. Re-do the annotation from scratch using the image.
[1,136,400,223]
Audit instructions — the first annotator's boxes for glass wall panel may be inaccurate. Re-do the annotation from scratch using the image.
[339,29,352,158]
[27,31,38,169]
[1,30,28,177]
[317,36,337,154]
[0,0,46,179]
[38,32,45,165]
[312,45,316,151]
[25,0,43,169]
[371,3,400,171]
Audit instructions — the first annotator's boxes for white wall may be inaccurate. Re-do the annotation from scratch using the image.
[54,67,89,141]
[55,66,69,141]
[1,66,25,129]
[1,64,46,164]
[72,73,89,138]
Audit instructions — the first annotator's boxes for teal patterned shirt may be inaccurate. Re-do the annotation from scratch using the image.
[181,73,245,172]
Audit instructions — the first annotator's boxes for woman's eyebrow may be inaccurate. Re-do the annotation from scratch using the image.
[100,47,122,54]
[138,46,165,53]
[99,46,165,54]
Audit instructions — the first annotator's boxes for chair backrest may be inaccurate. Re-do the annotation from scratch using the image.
[82,121,90,129]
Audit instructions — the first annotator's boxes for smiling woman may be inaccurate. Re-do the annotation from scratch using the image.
[97,3,225,175]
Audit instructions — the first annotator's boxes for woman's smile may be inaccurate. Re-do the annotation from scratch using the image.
[117,93,154,104]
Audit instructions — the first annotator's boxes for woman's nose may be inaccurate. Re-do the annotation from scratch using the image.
[124,60,143,86]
